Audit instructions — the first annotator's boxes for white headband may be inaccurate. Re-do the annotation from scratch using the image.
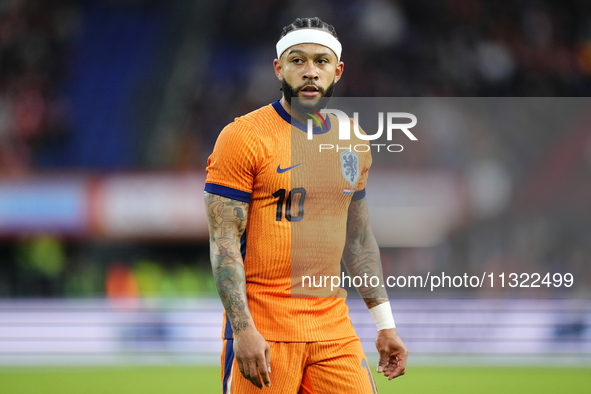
[276,29,342,61]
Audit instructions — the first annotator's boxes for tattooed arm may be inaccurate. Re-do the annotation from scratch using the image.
[342,197,388,308]
[342,197,408,380]
[205,192,270,389]
[205,192,251,332]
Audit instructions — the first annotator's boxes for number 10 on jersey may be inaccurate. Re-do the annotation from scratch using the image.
[272,188,307,222]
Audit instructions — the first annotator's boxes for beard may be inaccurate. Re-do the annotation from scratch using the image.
[281,79,336,112]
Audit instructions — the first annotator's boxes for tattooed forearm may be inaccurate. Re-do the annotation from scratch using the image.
[342,197,389,309]
[205,192,252,334]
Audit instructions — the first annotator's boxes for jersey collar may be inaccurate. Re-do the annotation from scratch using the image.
[272,100,331,135]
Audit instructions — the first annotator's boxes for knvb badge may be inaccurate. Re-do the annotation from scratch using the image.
[341,150,359,195]
[306,109,418,153]
[340,150,359,186]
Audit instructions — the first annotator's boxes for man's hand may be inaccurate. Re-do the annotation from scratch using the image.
[233,326,271,389]
[375,328,408,380]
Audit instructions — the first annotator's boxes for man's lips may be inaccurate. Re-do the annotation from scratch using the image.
[301,90,319,97]
[299,85,321,97]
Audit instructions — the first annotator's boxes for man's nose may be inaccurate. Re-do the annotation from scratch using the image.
[303,61,319,80]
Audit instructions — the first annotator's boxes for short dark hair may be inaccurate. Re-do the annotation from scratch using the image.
[279,17,338,40]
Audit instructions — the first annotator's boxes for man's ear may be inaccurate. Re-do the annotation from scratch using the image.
[334,61,344,83]
[273,59,283,82]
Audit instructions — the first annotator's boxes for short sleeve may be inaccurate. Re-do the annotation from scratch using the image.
[351,121,372,201]
[205,120,260,203]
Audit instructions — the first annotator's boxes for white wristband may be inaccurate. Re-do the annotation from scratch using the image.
[369,301,396,331]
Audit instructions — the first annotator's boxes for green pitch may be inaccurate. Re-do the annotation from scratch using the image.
[1,366,590,393]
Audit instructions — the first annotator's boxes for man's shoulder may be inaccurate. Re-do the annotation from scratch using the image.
[218,102,285,150]
[229,102,280,130]
[214,102,284,156]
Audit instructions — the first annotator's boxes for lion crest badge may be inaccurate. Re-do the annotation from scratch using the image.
[340,150,359,186]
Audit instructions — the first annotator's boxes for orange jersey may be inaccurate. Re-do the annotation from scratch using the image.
[205,100,371,342]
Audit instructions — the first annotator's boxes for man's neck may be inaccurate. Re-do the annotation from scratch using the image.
[279,96,320,125]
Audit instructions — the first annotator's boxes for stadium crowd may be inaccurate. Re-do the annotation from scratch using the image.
[0,0,77,177]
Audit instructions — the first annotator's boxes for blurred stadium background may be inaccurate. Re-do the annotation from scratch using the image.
[0,0,590,392]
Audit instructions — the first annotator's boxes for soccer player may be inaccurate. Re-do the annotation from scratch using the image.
[205,17,407,393]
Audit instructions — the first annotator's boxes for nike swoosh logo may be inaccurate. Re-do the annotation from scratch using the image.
[277,163,301,173]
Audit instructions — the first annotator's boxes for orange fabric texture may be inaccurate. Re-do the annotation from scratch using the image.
[206,101,372,342]
[221,338,377,394]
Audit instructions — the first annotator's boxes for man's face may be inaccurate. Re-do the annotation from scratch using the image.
[274,42,344,111]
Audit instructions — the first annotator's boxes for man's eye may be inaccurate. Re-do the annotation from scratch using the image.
[293,58,303,64]
[317,59,328,64]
